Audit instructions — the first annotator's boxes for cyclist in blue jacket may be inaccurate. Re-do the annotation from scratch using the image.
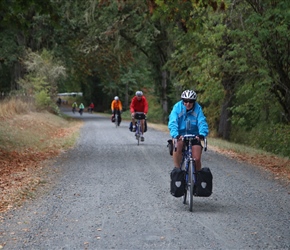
[168,89,209,171]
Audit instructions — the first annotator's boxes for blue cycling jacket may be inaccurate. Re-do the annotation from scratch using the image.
[168,100,209,138]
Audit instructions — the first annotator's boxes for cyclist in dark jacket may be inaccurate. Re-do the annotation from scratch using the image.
[168,89,209,171]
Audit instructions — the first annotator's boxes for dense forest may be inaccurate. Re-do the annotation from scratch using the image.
[0,0,289,157]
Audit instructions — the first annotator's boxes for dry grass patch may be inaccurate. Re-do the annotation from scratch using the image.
[0,97,33,119]
[0,111,82,213]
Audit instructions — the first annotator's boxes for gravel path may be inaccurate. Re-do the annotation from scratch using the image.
[1,111,290,249]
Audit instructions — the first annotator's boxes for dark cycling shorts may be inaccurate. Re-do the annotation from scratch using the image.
[183,138,203,148]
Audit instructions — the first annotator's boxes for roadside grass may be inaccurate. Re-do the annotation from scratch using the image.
[0,98,82,213]
[0,97,33,118]
[0,110,80,152]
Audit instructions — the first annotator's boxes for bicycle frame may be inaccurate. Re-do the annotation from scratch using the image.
[178,134,207,212]
[135,119,141,145]
[134,112,146,145]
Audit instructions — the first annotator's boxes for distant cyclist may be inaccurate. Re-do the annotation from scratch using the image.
[88,102,94,113]
[168,89,209,171]
[72,102,78,113]
[79,102,85,115]
[111,96,123,126]
[56,97,62,106]
[130,91,148,141]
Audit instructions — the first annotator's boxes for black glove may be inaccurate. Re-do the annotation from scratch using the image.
[199,135,205,140]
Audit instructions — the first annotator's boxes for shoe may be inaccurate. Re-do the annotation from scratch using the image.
[132,126,136,132]
[141,136,144,142]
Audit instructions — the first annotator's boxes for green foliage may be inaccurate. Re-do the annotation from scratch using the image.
[0,30,23,66]
[19,49,66,98]
[49,103,62,116]
[146,94,164,123]
[1,0,290,157]
[164,9,226,131]
[257,123,290,157]
[231,123,290,157]
[34,90,51,110]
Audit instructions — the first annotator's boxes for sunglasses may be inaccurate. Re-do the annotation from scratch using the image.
[183,99,195,104]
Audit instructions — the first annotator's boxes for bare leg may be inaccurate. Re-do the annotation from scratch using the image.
[192,145,202,171]
[173,139,183,168]
[141,120,145,134]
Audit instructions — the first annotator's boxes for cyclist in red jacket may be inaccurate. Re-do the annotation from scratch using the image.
[88,102,94,113]
[130,91,149,141]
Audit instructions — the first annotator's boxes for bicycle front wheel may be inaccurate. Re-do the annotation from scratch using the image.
[136,125,140,145]
[137,131,140,145]
[182,161,187,205]
[115,115,118,128]
[188,160,194,212]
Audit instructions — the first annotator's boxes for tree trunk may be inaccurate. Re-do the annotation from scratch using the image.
[125,83,129,110]
[217,74,235,140]
[10,61,25,91]
[161,70,168,123]
[218,94,232,140]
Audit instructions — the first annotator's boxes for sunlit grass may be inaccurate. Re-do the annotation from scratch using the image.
[0,98,82,152]
[0,97,34,119]
[209,137,268,155]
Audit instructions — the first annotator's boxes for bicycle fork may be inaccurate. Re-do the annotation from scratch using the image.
[190,158,197,195]
[184,156,197,206]
[185,159,196,188]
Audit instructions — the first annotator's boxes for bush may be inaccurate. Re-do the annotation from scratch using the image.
[49,103,62,116]
[255,123,290,157]
[35,90,51,110]
[146,95,164,123]
[231,123,290,157]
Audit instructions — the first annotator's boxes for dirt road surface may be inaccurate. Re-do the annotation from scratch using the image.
[1,110,290,249]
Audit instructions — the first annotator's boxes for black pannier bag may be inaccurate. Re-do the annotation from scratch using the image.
[167,139,173,156]
[128,121,147,132]
[170,168,186,197]
[144,119,147,133]
[195,167,213,197]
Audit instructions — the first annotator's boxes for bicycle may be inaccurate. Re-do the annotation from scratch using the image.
[175,134,207,212]
[88,107,93,114]
[133,112,146,145]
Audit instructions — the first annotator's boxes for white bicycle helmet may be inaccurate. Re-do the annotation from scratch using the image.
[135,91,143,96]
[181,90,197,100]
[114,96,119,100]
